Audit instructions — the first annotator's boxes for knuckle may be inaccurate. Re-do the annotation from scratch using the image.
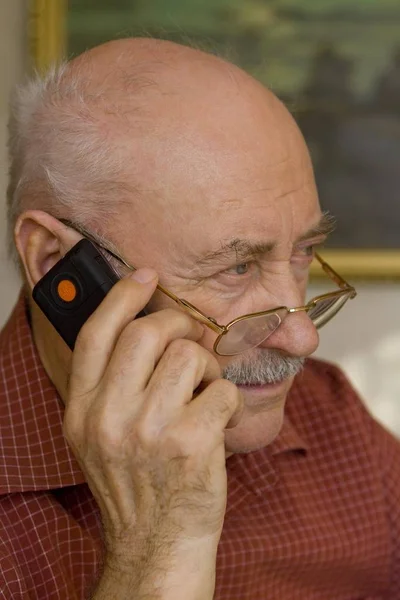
[212,378,238,398]
[167,338,200,362]
[212,398,233,419]
[205,353,222,376]
[162,365,185,388]
[133,424,153,451]
[208,380,240,411]
[74,319,102,355]
[131,409,159,448]
[163,427,193,457]
[152,308,201,337]
[74,280,150,352]
[199,399,234,431]
[113,320,162,364]
[123,319,160,348]
[115,277,142,299]
[85,410,127,454]
[112,279,152,318]
[93,422,122,452]
[156,308,189,324]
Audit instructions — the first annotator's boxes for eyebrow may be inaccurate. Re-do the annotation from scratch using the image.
[296,210,337,243]
[195,211,336,267]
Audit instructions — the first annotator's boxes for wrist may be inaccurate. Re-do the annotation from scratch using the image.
[100,535,218,600]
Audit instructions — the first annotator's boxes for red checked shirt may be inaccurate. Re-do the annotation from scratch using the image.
[1,294,400,600]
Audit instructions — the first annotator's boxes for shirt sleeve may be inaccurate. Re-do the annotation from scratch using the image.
[368,413,400,599]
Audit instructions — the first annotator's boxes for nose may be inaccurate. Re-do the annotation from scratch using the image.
[260,308,320,358]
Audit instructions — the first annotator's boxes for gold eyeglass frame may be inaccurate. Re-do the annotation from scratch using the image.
[59,218,357,356]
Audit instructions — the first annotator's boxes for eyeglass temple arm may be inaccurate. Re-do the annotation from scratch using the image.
[58,218,224,331]
[58,218,185,300]
[314,252,352,290]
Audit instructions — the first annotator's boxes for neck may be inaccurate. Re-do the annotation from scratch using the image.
[30,301,72,403]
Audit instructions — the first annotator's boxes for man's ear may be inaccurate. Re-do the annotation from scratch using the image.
[14,210,77,290]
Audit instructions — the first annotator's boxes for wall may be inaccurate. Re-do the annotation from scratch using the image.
[0,0,398,438]
[310,282,400,437]
[0,0,24,318]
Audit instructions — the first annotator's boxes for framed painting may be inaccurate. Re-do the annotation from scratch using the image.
[28,0,66,73]
[29,0,400,279]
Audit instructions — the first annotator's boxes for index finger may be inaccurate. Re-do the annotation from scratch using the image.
[69,270,158,399]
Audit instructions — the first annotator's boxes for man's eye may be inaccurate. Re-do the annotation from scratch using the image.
[295,245,315,258]
[225,263,250,275]
[303,245,315,256]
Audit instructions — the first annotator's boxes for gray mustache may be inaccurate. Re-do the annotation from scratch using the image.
[222,350,305,385]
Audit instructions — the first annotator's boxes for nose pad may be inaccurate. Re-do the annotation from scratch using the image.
[260,308,319,358]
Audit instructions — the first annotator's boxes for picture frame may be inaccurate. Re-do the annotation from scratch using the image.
[28,0,66,73]
[28,0,400,281]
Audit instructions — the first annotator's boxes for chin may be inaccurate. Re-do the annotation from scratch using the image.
[224,379,290,455]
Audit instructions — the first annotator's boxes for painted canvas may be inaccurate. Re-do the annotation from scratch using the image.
[30,0,400,278]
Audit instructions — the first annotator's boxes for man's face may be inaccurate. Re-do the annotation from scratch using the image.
[91,69,323,453]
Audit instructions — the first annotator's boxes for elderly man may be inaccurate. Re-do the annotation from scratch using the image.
[1,38,399,600]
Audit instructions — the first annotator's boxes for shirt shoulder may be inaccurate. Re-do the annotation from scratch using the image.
[288,357,400,458]
[291,356,375,419]
[296,357,363,406]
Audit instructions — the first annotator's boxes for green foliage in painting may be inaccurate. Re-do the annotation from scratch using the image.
[68,0,400,99]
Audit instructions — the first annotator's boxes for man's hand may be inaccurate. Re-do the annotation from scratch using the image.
[62,268,243,599]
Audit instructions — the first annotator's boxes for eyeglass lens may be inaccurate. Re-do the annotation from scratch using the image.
[215,293,352,356]
[307,293,351,328]
[215,308,288,356]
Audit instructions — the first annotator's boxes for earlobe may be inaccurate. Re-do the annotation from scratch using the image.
[14,211,67,290]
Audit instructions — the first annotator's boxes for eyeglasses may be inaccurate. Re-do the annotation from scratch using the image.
[59,218,357,357]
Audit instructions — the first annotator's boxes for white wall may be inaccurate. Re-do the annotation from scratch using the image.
[310,282,400,437]
[0,0,398,438]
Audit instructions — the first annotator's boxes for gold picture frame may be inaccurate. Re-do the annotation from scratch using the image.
[28,1,400,281]
[28,0,67,73]
[309,250,399,280]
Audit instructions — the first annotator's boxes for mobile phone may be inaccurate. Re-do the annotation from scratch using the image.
[32,239,144,350]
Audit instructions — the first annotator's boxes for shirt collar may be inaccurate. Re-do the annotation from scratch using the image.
[270,414,308,456]
[0,293,307,497]
[224,414,308,508]
[0,292,85,495]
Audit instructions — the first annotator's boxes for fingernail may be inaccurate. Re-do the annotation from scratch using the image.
[130,268,157,284]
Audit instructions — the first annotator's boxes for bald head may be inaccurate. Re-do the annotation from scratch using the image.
[8,38,304,250]
[67,37,237,89]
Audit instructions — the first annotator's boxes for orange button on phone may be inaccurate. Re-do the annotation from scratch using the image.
[57,279,77,302]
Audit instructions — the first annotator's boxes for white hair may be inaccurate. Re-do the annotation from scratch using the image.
[6,41,237,264]
[6,61,140,262]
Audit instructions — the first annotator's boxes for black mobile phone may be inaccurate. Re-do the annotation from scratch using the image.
[32,239,143,350]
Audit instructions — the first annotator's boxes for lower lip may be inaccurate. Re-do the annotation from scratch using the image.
[237,380,285,392]
[236,380,288,407]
